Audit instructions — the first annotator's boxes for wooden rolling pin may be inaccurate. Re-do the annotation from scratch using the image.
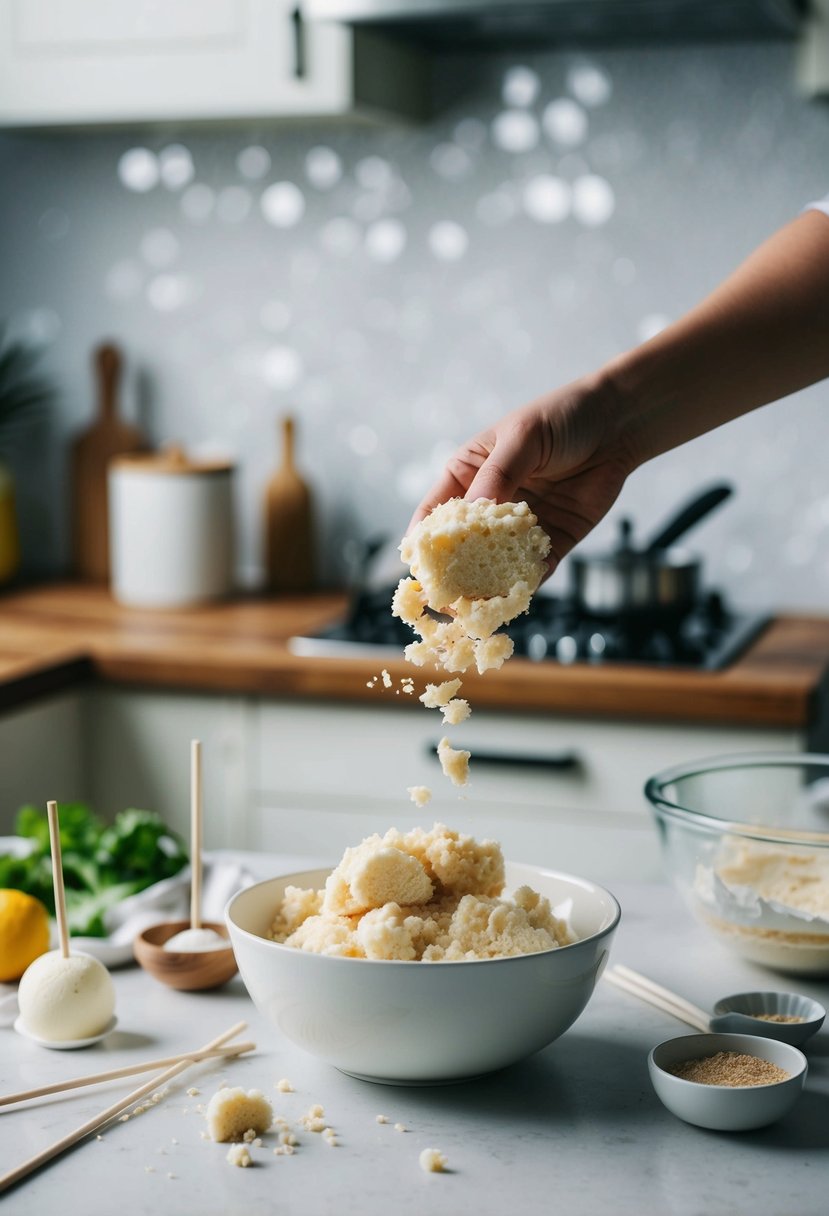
[263,415,314,594]
[70,343,145,582]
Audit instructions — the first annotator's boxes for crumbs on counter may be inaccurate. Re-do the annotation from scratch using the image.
[419,1148,448,1174]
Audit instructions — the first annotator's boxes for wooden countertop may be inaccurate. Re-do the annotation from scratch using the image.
[0,582,827,727]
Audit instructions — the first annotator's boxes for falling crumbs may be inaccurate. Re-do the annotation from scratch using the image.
[752,1014,806,1024]
[669,1051,790,1087]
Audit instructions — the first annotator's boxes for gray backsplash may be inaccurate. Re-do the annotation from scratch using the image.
[1,42,828,609]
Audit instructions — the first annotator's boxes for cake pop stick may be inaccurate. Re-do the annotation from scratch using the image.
[46,801,69,958]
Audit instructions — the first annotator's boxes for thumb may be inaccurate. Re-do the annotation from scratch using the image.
[464,430,532,503]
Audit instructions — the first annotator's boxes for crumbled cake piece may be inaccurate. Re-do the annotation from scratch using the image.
[437,738,470,787]
[269,824,570,961]
[205,1088,272,1143]
[401,497,550,610]
[381,669,393,688]
[323,841,434,917]
[376,1115,388,1124]
[419,1148,448,1173]
[275,1078,295,1093]
[472,633,514,673]
[298,1104,327,1133]
[442,698,470,725]
[394,1123,407,1133]
[407,786,433,808]
[242,1128,257,1143]
[186,1087,200,1097]
[226,1144,252,1168]
[419,679,463,708]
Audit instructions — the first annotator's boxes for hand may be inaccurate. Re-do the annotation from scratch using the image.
[408,375,637,576]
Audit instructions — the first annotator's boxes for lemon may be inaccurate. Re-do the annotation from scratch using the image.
[0,889,50,982]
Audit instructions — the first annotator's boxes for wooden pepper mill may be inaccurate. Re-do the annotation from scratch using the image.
[263,416,314,594]
[70,343,145,582]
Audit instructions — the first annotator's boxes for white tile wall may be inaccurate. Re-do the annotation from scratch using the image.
[0,43,828,609]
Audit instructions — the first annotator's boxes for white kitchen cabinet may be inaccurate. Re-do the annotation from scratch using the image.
[83,686,251,848]
[251,700,801,878]
[0,0,426,129]
[0,685,805,882]
[0,691,87,833]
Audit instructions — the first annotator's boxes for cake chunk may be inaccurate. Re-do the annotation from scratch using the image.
[205,1088,272,1143]
[400,497,550,612]
[437,737,470,788]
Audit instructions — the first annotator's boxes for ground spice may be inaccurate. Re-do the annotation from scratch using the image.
[668,1051,790,1087]
[751,1014,806,1024]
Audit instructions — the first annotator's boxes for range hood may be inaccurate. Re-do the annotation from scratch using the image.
[304,0,806,47]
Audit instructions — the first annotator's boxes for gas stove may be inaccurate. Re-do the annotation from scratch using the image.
[289,586,770,670]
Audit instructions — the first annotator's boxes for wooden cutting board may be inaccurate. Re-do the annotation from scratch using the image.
[70,343,145,582]
[263,416,315,594]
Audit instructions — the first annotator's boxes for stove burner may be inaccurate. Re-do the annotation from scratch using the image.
[290,586,770,671]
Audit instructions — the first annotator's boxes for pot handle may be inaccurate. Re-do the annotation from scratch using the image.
[644,483,733,553]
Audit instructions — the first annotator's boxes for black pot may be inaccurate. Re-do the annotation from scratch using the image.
[570,484,732,618]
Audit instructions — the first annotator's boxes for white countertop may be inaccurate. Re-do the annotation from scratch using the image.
[1,853,827,1216]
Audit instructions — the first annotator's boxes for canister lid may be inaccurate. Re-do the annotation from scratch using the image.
[111,446,233,475]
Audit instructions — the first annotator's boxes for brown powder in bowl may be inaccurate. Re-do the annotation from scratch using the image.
[752,1014,806,1024]
[668,1051,791,1087]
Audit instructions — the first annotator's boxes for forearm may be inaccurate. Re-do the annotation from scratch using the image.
[600,209,829,467]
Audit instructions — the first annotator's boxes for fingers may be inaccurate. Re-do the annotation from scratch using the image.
[464,424,535,504]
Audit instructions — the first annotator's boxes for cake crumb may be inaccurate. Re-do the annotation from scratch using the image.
[407,785,432,808]
[394,1123,407,1133]
[442,698,470,726]
[96,1135,104,1142]
[226,1145,252,1168]
[186,1087,200,1097]
[144,1166,154,1173]
[376,1114,388,1124]
[205,1088,273,1143]
[166,1172,176,1180]
[381,669,393,688]
[437,737,470,787]
[419,679,462,709]
[419,1148,448,1173]
[275,1078,295,1093]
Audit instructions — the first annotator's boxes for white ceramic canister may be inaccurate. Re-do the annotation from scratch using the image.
[109,449,234,608]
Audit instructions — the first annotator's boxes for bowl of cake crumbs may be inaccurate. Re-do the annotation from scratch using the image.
[648,1032,807,1130]
[225,823,620,1084]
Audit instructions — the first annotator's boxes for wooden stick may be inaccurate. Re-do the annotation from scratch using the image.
[611,964,712,1027]
[46,800,69,959]
[0,1020,247,1194]
[190,738,202,931]
[604,969,710,1033]
[0,1039,255,1108]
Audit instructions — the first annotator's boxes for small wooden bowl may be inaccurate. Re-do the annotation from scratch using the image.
[133,920,238,991]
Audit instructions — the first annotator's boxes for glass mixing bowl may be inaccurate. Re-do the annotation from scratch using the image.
[645,753,829,976]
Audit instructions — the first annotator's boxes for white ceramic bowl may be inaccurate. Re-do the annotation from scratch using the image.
[226,862,620,1084]
[649,1033,807,1131]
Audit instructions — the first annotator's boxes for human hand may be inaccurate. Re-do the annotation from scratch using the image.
[407,375,637,578]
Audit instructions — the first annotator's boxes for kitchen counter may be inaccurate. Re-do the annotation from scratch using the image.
[1,851,827,1216]
[0,582,828,727]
